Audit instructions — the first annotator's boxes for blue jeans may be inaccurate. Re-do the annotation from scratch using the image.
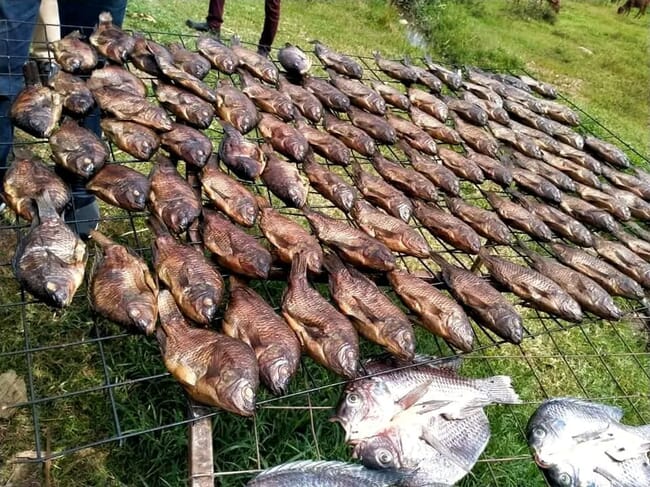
[0,0,127,183]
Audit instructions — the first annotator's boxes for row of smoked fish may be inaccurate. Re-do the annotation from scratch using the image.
[5,13,650,415]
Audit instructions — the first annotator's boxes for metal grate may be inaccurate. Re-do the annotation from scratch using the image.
[1,27,649,486]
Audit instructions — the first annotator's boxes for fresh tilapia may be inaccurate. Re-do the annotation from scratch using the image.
[49,119,107,178]
[148,155,201,234]
[323,112,376,157]
[277,43,312,76]
[260,146,308,208]
[89,11,135,64]
[509,151,576,192]
[303,75,351,112]
[350,162,412,222]
[87,65,146,97]
[485,191,553,241]
[478,249,583,322]
[13,194,87,308]
[130,34,164,76]
[602,184,650,221]
[371,153,437,202]
[89,231,158,334]
[451,113,499,157]
[2,150,70,221]
[240,69,294,121]
[387,269,474,352]
[11,61,62,138]
[593,236,650,288]
[294,116,350,166]
[100,119,159,161]
[50,30,98,73]
[446,197,513,245]
[466,151,513,186]
[374,52,417,85]
[278,75,323,123]
[413,200,481,254]
[257,113,309,162]
[313,41,363,79]
[302,153,356,212]
[200,157,259,227]
[408,87,448,121]
[351,199,430,258]
[196,35,239,75]
[324,253,415,360]
[223,276,301,395]
[161,123,212,168]
[86,163,150,212]
[488,121,543,159]
[370,81,410,111]
[328,70,385,115]
[347,106,396,145]
[246,460,407,486]
[408,106,463,145]
[602,165,650,201]
[444,96,488,126]
[433,254,523,343]
[218,123,266,179]
[521,248,622,321]
[511,167,562,204]
[398,140,459,195]
[437,147,485,184]
[281,251,360,378]
[46,67,94,116]
[303,207,396,272]
[153,81,215,129]
[549,242,644,299]
[559,195,619,233]
[230,36,278,84]
[258,205,323,273]
[168,42,211,79]
[385,113,438,156]
[424,57,462,90]
[156,289,258,415]
[215,79,259,134]
[93,87,173,131]
[200,207,271,279]
[574,182,630,221]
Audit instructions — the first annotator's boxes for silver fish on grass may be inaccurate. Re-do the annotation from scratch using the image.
[277,43,312,76]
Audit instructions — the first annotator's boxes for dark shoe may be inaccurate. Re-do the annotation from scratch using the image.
[186,19,209,31]
[257,45,271,58]
[64,196,100,241]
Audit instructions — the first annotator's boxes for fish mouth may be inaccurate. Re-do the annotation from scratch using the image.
[533,453,549,468]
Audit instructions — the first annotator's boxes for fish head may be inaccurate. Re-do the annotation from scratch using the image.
[262,356,294,396]
[331,380,387,437]
[527,412,570,467]
[126,300,157,335]
[384,322,416,361]
[43,275,75,308]
[235,200,258,227]
[335,342,359,379]
[351,434,401,470]
[240,251,271,279]
[187,285,219,324]
[212,370,257,416]
[541,461,581,487]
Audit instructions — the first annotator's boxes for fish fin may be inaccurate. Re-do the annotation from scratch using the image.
[475,375,521,405]
[155,326,167,353]
[419,423,473,474]
[396,380,434,410]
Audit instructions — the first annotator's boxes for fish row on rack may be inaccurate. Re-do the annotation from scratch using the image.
[4,13,650,418]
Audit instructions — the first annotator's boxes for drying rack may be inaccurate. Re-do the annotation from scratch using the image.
[1,26,649,486]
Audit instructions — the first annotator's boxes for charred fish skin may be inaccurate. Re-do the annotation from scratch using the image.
[130,34,165,76]
[215,79,260,134]
[511,167,562,204]
[156,290,259,415]
[324,252,416,360]
[200,207,272,280]
[148,154,202,235]
[89,231,158,335]
[302,153,356,212]
[160,123,213,169]
[239,69,295,122]
[278,75,324,123]
[387,269,475,352]
[89,11,135,64]
[350,162,413,222]
[584,135,630,169]
[153,81,216,129]
[218,123,266,180]
[446,197,514,246]
[277,43,312,76]
[413,200,482,254]
[100,118,160,161]
[593,236,650,288]
[322,112,377,157]
[559,194,620,234]
[87,65,147,98]
[86,164,150,212]
[451,113,499,157]
[93,87,173,132]
[196,35,240,75]
[49,119,108,178]
[484,191,553,242]
[281,250,360,379]
[574,182,631,222]
[602,165,650,201]
[13,194,87,308]
[408,86,449,122]
[385,113,438,156]
[303,207,396,272]
[223,276,301,395]
[478,249,583,322]
[303,75,351,113]
[51,30,98,73]
[260,146,308,209]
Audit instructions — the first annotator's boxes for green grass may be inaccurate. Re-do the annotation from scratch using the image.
[1,0,650,485]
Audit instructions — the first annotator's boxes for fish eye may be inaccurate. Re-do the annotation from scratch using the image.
[346,393,360,405]
[558,472,571,486]
[532,427,546,439]
[377,449,393,466]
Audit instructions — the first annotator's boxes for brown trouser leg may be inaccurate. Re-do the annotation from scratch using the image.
[258,0,281,52]
[207,0,225,30]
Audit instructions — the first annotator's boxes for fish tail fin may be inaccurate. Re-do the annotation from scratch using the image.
[429,252,449,269]
[147,214,170,237]
[289,248,309,282]
[89,230,115,248]
[34,191,58,221]
[322,251,346,274]
[476,375,521,405]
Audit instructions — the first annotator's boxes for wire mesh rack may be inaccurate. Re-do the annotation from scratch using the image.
[1,24,649,486]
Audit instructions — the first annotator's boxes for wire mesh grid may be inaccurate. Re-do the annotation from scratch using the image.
[1,25,649,486]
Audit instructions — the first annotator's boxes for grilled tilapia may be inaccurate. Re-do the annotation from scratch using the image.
[93,87,173,131]
[13,194,87,308]
[148,155,202,234]
[398,140,458,196]
[46,67,94,116]
[371,153,437,202]
[593,236,650,288]
[196,35,239,74]
[602,165,650,201]
[478,249,583,322]
[485,191,553,241]
[408,87,448,121]
[257,113,309,162]
[612,227,650,262]
[153,81,215,129]
[258,205,323,273]
[385,113,438,156]
[303,207,396,271]
[295,116,350,166]
[89,231,158,334]
[313,41,363,79]
[413,200,481,254]
[218,123,266,179]
[277,43,311,76]
[511,167,562,204]
[424,57,463,90]
[371,81,411,111]
[462,81,504,106]
[509,151,576,192]
[347,106,396,145]
[3,150,70,221]
[278,75,323,123]
[324,252,415,360]
[489,121,543,159]
[86,164,150,212]
[446,197,513,245]
[87,65,146,97]
[328,70,385,115]
[260,145,308,208]
[519,74,557,98]
[223,276,301,395]
[200,207,271,279]
[387,269,474,352]
[437,147,485,184]
[351,199,430,258]
[374,52,417,85]
[408,106,463,145]
[168,42,211,79]
[89,11,135,64]
[323,112,376,157]
[406,59,442,92]
[350,162,412,222]
[451,113,499,157]
[130,34,164,76]
[444,96,488,126]
[281,250,360,378]
[503,99,554,135]
[585,136,631,169]
[215,79,259,134]
[602,183,650,221]
[100,119,159,161]
[161,123,212,168]
[50,30,98,73]
[156,290,258,415]
[49,119,107,178]
[559,195,619,233]
[302,153,356,212]
[574,182,630,221]
[200,157,259,227]
[230,36,278,84]
[461,91,510,125]
[466,151,513,186]
[303,75,351,112]
[239,69,295,121]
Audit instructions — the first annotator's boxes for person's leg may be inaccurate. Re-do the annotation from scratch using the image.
[186,0,223,36]
[58,0,127,37]
[30,0,61,84]
[257,0,280,57]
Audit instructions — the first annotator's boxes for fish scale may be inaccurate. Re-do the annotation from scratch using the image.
[350,162,413,222]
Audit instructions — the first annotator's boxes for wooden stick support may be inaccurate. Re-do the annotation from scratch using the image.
[188,405,214,487]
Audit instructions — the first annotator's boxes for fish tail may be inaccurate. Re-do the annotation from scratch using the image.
[289,248,309,282]
[34,191,59,221]
[89,230,115,248]
[322,251,345,274]
[477,375,521,405]
[147,214,170,237]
